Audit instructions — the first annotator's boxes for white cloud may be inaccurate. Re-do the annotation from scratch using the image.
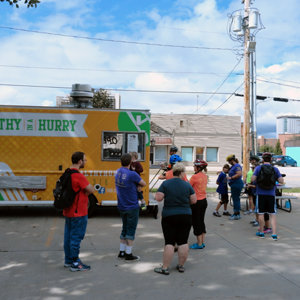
[0,0,299,137]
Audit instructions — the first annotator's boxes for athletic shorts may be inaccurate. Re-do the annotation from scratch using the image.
[219,193,229,204]
[256,194,276,215]
[161,214,192,246]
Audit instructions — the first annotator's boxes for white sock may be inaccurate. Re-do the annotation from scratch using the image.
[120,243,126,252]
[125,246,132,254]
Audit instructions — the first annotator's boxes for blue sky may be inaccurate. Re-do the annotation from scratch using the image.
[0,0,300,138]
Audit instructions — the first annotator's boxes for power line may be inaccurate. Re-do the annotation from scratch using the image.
[257,78,300,89]
[0,83,236,95]
[0,64,244,76]
[209,82,244,115]
[195,57,243,112]
[0,26,234,51]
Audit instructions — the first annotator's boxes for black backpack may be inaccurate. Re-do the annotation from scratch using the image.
[53,168,79,209]
[256,164,276,190]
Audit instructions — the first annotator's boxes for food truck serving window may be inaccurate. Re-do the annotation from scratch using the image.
[102,132,145,161]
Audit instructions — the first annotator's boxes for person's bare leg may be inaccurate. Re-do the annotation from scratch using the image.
[162,245,175,269]
[177,244,189,266]
[196,233,205,245]
[270,214,277,235]
[258,214,264,232]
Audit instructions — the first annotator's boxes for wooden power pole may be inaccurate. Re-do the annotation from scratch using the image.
[243,0,251,179]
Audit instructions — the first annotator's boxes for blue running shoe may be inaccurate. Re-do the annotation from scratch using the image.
[229,214,241,220]
[271,234,278,241]
[256,231,265,238]
[190,243,205,249]
[202,243,206,248]
[70,260,91,272]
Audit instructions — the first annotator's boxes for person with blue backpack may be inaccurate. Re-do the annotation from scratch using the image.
[169,146,182,166]
[251,152,284,241]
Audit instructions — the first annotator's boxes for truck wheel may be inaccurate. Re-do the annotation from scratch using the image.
[293,162,297,167]
[283,162,287,167]
[88,194,98,217]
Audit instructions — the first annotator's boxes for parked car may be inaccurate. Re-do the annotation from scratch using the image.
[272,155,297,167]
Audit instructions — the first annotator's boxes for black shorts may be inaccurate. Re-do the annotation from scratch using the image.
[161,214,192,246]
[245,187,255,197]
[256,195,276,214]
[219,194,229,204]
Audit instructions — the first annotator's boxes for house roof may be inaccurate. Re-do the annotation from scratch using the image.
[151,114,241,136]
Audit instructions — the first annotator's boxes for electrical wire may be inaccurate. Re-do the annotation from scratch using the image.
[257,78,300,89]
[208,81,244,115]
[0,83,236,95]
[194,57,243,112]
[0,64,244,76]
[0,26,234,51]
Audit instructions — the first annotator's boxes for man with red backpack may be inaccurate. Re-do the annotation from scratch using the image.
[251,152,284,241]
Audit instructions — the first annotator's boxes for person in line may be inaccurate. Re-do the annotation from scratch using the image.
[169,145,182,166]
[226,154,244,220]
[129,151,146,210]
[251,152,284,241]
[213,164,231,217]
[63,151,95,272]
[189,159,208,249]
[115,153,146,261]
[154,163,196,275]
[158,154,188,181]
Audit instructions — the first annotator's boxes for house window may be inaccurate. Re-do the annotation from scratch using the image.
[206,147,218,162]
[155,146,167,162]
[180,120,184,127]
[196,147,204,160]
[182,147,193,162]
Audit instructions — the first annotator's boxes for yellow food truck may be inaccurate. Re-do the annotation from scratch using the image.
[0,105,157,216]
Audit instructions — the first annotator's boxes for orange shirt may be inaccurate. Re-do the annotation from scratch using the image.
[165,170,188,182]
[189,172,207,200]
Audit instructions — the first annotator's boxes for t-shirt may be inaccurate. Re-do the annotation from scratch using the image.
[165,170,188,181]
[189,172,207,200]
[216,171,228,195]
[63,169,90,217]
[115,167,142,211]
[130,161,143,175]
[253,164,282,196]
[169,154,182,164]
[158,178,195,218]
[228,163,243,185]
[246,169,254,184]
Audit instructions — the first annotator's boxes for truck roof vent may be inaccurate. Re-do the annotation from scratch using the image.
[70,84,93,108]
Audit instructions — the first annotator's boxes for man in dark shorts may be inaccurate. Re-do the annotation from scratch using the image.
[251,152,284,241]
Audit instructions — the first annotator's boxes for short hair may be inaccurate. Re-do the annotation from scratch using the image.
[172,162,185,177]
[263,156,271,162]
[71,151,85,164]
[130,151,138,159]
[121,153,132,166]
[223,164,230,170]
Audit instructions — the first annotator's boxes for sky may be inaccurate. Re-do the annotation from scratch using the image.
[0,0,299,138]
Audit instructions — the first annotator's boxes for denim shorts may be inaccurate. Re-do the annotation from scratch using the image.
[119,208,140,240]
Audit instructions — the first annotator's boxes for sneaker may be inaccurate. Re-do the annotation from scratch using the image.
[229,214,240,220]
[176,265,185,273]
[250,220,256,224]
[223,211,231,216]
[256,231,265,238]
[125,253,140,261]
[70,260,91,272]
[263,228,272,234]
[213,211,221,217]
[118,251,125,259]
[154,267,169,275]
[252,221,259,227]
[271,234,278,241]
[189,243,205,249]
[64,263,72,268]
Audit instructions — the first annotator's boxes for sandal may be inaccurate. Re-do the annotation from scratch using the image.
[176,265,185,273]
[154,267,169,275]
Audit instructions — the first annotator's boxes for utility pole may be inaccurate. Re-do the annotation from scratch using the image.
[243,0,250,180]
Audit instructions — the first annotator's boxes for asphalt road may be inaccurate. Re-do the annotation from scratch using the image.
[1,192,300,300]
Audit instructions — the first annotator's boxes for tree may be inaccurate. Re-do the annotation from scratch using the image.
[274,140,283,155]
[92,89,114,109]
[259,144,275,153]
[1,0,40,8]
